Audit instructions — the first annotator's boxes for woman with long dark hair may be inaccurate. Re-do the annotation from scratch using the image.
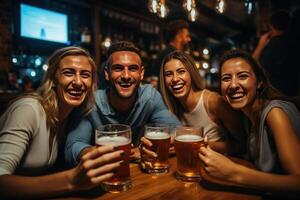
[199,49,300,195]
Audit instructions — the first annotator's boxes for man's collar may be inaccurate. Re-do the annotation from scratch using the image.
[96,87,141,115]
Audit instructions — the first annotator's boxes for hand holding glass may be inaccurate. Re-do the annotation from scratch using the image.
[140,124,171,174]
[95,124,131,193]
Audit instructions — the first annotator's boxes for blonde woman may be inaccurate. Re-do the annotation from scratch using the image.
[0,46,123,199]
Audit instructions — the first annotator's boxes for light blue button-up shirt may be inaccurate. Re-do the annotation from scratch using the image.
[65,84,180,166]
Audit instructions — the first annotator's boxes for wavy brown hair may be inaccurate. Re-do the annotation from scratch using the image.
[159,51,205,117]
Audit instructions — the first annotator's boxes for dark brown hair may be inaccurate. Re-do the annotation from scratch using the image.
[219,49,284,101]
[106,41,142,69]
[219,49,294,137]
[165,20,189,43]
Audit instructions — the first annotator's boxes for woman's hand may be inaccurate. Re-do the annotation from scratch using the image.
[199,145,238,182]
[68,145,123,191]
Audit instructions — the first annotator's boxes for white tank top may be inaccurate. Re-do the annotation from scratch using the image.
[180,90,225,141]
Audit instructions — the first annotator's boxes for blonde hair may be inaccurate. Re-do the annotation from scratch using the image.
[36,46,97,129]
[159,51,205,117]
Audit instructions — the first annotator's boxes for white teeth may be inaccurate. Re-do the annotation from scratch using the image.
[230,93,244,99]
[119,83,132,87]
[68,90,83,96]
[172,84,183,89]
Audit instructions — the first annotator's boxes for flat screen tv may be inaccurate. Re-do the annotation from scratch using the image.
[20,3,69,44]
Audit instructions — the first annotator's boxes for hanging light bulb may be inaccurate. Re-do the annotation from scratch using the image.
[188,7,198,22]
[148,0,158,13]
[185,0,198,22]
[157,0,169,18]
[183,0,193,12]
[245,0,254,14]
[215,0,226,14]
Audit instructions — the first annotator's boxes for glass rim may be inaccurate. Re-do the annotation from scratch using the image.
[175,126,203,137]
[175,126,202,130]
[96,124,131,134]
[144,123,172,128]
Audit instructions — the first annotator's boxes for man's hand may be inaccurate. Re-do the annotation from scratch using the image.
[130,144,141,162]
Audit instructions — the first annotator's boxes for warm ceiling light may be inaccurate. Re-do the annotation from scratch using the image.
[183,0,193,12]
[215,0,226,14]
[102,37,111,48]
[184,0,198,22]
[148,0,158,13]
[188,7,198,22]
[157,0,169,18]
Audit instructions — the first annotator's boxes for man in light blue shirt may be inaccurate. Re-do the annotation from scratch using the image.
[65,41,180,166]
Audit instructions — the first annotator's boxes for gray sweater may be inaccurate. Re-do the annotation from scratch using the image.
[0,98,57,176]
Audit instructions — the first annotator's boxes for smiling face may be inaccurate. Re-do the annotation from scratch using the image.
[56,55,92,111]
[221,57,260,112]
[164,58,192,100]
[105,51,144,99]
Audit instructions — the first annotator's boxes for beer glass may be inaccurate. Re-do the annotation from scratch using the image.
[95,124,131,193]
[174,126,204,182]
[141,124,171,174]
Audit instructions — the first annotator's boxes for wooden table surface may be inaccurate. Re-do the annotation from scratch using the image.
[56,157,263,200]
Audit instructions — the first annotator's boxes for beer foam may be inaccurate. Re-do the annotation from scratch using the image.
[96,136,130,146]
[175,134,203,142]
[145,131,170,140]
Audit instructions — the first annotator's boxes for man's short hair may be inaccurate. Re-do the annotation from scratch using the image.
[270,10,290,32]
[165,20,189,43]
[107,41,141,58]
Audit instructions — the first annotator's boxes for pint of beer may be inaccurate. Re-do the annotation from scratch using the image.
[95,124,131,193]
[141,124,171,174]
[174,126,203,182]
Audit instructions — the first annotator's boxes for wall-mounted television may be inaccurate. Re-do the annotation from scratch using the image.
[20,3,69,44]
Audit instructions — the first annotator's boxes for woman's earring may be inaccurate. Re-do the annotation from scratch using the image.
[257,82,263,94]
[257,82,263,89]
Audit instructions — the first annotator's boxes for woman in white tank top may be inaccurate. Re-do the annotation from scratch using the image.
[159,51,245,154]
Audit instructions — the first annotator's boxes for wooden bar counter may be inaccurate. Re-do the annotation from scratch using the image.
[55,157,262,200]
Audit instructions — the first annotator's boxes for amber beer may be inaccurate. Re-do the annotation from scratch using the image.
[174,126,204,181]
[96,136,131,187]
[95,124,131,192]
[144,131,170,173]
